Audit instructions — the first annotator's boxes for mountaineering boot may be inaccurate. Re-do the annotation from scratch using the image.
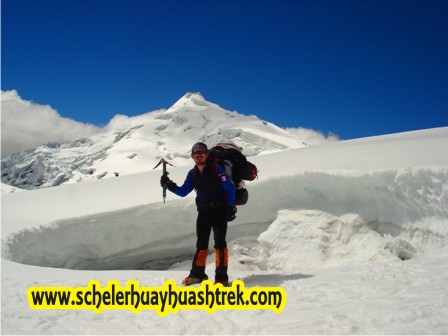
[215,247,229,284]
[214,279,230,286]
[182,274,208,286]
[183,249,209,285]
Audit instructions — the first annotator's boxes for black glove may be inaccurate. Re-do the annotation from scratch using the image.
[225,205,237,222]
[160,174,177,191]
[160,174,170,188]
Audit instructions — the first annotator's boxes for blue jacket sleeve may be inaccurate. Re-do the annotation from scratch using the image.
[171,170,194,197]
[216,164,236,206]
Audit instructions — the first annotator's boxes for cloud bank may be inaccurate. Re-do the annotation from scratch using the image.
[285,127,339,145]
[1,90,100,157]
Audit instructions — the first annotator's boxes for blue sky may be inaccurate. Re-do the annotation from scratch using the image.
[2,0,448,140]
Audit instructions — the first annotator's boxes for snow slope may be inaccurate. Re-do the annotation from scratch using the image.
[0,183,24,195]
[2,127,448,334]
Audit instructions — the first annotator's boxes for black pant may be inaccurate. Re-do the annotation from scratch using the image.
[190,207,228,281]
[196,207,227,250]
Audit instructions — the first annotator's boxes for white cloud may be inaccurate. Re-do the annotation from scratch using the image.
[1,90,100,157]
[285,127,339,145]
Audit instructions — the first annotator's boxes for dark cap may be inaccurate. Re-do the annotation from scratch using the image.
[191,142,208,152]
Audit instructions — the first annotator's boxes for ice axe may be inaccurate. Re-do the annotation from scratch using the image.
[153,158,173,203]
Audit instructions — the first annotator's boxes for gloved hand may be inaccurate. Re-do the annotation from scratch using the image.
[225,205,237,222]
[160,174,177,191]
[160,174,171,188]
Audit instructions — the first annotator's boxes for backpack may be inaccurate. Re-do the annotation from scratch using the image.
[208,142,258,205]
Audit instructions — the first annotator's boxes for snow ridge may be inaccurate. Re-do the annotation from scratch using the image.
[3,167,447,271]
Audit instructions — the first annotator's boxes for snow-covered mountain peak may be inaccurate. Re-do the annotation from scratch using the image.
[1,93,309,189]
[167,92,212,111]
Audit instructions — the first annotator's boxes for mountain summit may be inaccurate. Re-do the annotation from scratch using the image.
[1,93,307,189]
[168,92,213,111]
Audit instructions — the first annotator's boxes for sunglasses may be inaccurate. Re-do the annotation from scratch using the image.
[192,150,207,156]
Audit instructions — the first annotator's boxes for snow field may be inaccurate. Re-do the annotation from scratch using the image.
[2,127,448,334]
